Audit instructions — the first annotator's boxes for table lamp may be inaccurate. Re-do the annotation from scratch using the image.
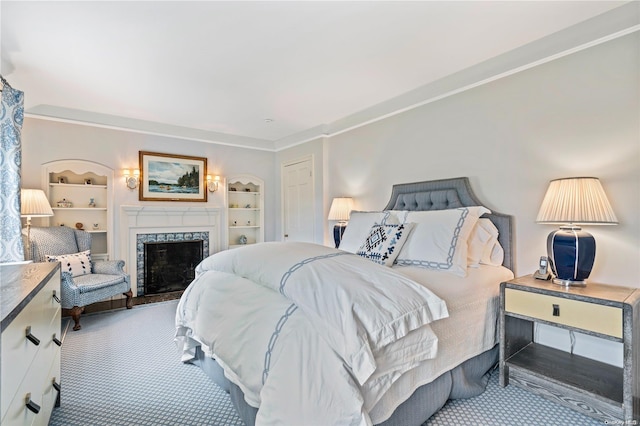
[21,189,54,260]
[536,177,617,286]
[328,197,354,248]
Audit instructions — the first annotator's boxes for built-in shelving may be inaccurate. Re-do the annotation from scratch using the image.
[41,160,114,260]
[226,175,264,249]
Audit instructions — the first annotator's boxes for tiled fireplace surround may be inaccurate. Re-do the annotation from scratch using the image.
[120,206,221,297]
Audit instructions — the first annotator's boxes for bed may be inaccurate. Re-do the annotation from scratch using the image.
[175,177,514,426]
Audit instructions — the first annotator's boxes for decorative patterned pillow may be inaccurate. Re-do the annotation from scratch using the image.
[396,207,490,277]
[339,210,406,253]
[46,250,92,277]
[356,222,414,266]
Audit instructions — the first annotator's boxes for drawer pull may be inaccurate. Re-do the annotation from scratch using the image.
[552,304,560,317]
[25,393,41,414]
[52,290,61,304]
[53,379,61,393]
[25,326,40,346]
[53,334,62,347]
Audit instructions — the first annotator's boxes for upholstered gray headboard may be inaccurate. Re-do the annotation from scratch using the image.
[383,177,514,272]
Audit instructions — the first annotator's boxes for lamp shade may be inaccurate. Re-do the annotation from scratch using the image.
[20,189,54,217]
[536,177,617,225]
[328,197,354,249]
[327,197,354,222]
[536,177,617,286]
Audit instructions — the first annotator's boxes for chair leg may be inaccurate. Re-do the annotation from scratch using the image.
[71,306,84,331]
[123,290,133,309]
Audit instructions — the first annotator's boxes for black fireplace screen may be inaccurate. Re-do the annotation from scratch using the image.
[144,240,203,295]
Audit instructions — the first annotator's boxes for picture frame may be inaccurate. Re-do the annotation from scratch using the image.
[139,151,207,202]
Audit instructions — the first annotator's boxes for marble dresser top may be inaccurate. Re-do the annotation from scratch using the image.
[0,261,60,332]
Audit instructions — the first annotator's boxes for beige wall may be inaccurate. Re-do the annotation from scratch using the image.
[21,119,277,259]
[317,32,639,288]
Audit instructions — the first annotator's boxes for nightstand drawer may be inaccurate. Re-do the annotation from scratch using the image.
[504,288,622,338]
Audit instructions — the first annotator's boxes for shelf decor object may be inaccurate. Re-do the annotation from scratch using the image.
[536,177,617,286]
[328,197,354,248]
[20,189,54,260]
[139,151,207,202]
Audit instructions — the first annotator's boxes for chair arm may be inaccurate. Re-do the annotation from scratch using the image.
[92,259,127,275]
[60,271,79,309]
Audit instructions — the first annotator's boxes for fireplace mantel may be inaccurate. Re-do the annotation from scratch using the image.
[120,205,221,296]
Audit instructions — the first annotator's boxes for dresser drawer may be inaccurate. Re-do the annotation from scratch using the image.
[0,346,48,426]
[1,297,43,419]
[504,288,622,338]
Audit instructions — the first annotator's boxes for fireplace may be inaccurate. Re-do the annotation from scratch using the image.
[121,205,221,297]
[144,240,204,295]
[135,231,209,296]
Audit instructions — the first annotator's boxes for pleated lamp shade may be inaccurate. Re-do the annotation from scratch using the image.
[21,189,54,218]
[328,198,354,222]
[536,177,618,225]
[536,177,617,286]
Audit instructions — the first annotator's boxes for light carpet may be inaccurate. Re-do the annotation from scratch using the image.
[50,300,603,426]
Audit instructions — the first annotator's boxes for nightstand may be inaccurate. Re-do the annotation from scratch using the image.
[499,275,639,423]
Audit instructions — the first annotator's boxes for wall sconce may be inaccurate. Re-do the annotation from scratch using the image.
[206,175,220,192]
[123,169,140,190]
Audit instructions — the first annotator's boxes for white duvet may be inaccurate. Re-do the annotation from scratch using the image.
[175,242,448,426]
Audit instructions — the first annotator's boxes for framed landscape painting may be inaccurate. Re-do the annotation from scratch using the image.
[139,151,207,202]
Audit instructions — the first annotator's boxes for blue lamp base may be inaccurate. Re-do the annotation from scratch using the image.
[547,226,595,286]
[333,222,347,248]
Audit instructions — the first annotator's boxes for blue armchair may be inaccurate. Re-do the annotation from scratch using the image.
[25,226,132,331]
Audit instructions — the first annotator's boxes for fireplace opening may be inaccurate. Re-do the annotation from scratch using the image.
[144,240,203,295]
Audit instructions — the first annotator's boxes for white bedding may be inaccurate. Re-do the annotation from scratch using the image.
[175,242,449,426]
[368,264,514,422]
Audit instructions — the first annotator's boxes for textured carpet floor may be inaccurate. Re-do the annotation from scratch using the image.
[49,300,243,426]
[50,300,603,426]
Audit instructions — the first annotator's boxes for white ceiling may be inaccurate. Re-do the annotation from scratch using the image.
[0,1,630,149]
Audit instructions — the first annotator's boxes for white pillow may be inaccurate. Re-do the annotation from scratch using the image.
[478,219,504,266]
[468,218,505,267]
[339,211,405,253]
[396,207,490,277]
[468,218,495,267]
[356,222,414,266]
[47,249,92,277]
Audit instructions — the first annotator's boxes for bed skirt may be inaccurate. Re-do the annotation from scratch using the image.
[189,345,499,426]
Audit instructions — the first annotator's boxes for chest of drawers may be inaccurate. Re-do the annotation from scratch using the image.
[1,262,62,426]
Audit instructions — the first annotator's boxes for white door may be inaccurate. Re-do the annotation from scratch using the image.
[282,158,314,242]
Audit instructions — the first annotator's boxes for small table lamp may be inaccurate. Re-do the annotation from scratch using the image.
[536,177,617,286]
[21,189,54,260]
[328,197,354,248]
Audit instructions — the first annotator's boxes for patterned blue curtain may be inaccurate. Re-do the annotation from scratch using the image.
[0,78,25,262]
